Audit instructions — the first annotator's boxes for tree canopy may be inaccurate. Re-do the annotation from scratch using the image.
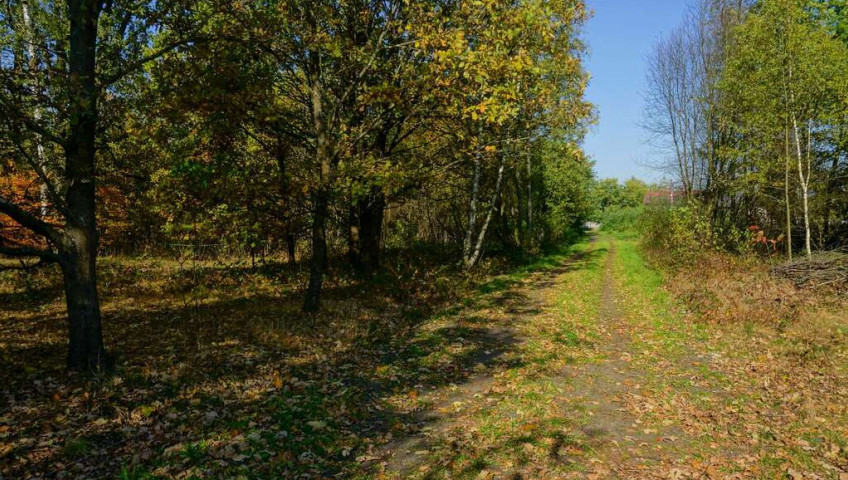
[1,0,595,369]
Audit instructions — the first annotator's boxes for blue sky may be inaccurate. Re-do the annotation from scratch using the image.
[582,0,691,182]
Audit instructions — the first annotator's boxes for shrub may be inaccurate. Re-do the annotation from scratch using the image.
[639,201,806,327]
[640,202,750,265]
[599,206,643,232]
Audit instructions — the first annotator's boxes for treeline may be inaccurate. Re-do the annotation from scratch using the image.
[644,0,848,258]
[594,177,649,213]
[0,1,594,370]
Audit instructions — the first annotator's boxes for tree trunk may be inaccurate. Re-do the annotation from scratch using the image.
[784,123,793,261]
[791,112,812,259]
[466,158,505,268]
[347,206,363,271]
[62,0,105,370]
[801,181,811,259]
[60,232,105,370]
[348,188,385,276]
[286,234,296,265]
[513,166,525,245]
[358,188,385,275]
[526,147,533,247]
[462,149,481,263]
[303,192,328,312]
[303,62,332,312]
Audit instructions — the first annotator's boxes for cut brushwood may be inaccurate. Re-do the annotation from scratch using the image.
[772,253,848,289]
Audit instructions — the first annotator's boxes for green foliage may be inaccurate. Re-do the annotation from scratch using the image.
[811,0,848,43]
[644,0,848,255]
[542,142,596,244]
[599,206,643,233]
[1,0,595,367]
[118,466,159,480]
[592,177,648,216]
[640,204,751,265]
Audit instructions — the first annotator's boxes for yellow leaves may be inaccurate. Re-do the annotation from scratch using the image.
[519,421,536,432]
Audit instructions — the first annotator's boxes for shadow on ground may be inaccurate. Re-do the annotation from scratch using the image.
[0,243,603,479]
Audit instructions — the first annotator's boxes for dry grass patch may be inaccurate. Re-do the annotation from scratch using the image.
[653,252,807,327]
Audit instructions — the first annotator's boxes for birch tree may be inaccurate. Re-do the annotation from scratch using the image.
[723,0,848,258]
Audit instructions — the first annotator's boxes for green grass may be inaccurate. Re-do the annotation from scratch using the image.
[395,237,606,478]
[118,466,160,480]
[62,438,92,459]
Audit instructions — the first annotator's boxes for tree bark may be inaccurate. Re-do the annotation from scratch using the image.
[466,158,505,268]
[303,192,328,312]
[513,166,525,245]
[60,234,105,370]
[347,206,363,271]
[358,188,385,275]
[462,148,481,263]
[784,123,793,261]
[526,147,533,246]
[347,188,385,276]
[62,0,106,370]
[791,112,812,259]
[286,234,296,265]
[303,59,332,312]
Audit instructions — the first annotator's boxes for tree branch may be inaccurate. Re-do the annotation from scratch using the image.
[0,244,60,263]
[0,259,49,271]
[4,106,67,147]
[99,37,203,87]
[0,195,62,244]
[11,142,67,215]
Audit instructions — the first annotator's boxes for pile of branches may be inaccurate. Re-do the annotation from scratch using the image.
[772,252,848,290]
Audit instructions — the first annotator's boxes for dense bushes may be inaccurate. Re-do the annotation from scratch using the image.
[599,206,643,233]
[639,204,751,265]
[645,0,848,258]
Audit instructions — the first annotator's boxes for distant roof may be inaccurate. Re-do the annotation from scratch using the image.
[643,189,686,205]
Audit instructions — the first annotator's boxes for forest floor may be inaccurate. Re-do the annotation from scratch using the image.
[1,234,847,479]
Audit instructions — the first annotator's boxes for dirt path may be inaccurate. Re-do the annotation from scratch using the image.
[368,235,848,480]
[374,240,602,477]
[568,242,688,472]
[3,234,844,479]
[371,236,704,479]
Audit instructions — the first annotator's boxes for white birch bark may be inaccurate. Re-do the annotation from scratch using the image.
[466,158,506,268]
[22,0,49,217]
[791,112,812,259]
[462,148,481,264]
